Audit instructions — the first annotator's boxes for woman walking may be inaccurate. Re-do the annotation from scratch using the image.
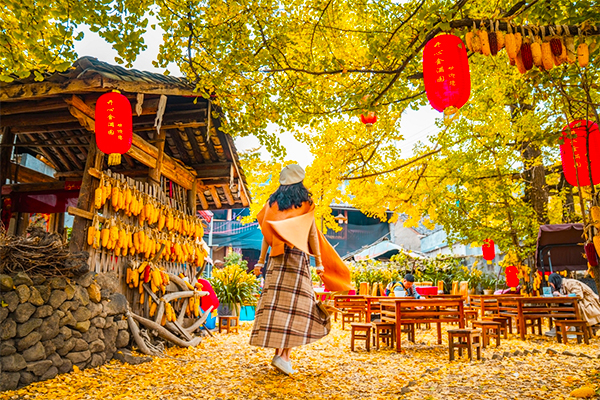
[249,164,351,375]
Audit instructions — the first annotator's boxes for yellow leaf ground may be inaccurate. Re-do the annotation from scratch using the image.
[2,321,599,400]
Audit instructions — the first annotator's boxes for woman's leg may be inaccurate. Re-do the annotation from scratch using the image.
[279,348,291,362]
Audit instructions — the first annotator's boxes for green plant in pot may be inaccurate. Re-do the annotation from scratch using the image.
[481,273,497,295]
[209,254,260,318]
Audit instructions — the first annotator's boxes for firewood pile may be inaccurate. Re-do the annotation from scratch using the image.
[0,226,89,277]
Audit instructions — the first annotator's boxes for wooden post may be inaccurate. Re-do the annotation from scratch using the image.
[0,128,15,187]
[188,179,197,216]
[69,137,102,252]
[148,130,166,185]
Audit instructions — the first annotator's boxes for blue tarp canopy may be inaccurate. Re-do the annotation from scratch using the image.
[353,241,426,261]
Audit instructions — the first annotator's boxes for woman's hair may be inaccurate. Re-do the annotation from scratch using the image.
[548,273,563,292]
[268,181,313,211]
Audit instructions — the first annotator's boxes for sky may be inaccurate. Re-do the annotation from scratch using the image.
[73,22,441,169]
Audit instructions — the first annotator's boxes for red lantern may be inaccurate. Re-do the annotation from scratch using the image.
[560,120,600,186]
[360,112,377,127]
[482,238,495,264]
[423,34,471,113]
[505,265,519,288]
[95,91,133,166]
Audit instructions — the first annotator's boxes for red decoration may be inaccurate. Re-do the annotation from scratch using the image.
[423,34,471,113]
[560,120,600,186]
[360,112,377,127]
[482,238,495,264]
[95,91,133,166]
[505,265,519,288]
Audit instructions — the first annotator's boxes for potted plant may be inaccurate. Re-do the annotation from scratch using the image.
[481,273,497,295]
[209,253,260,319]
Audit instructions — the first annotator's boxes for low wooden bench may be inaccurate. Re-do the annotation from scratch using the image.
[448,329,482,361]
[472,320,501,348]
[350,323,372,351]
[218,315,239,334]
[555,320,591,345]
[372,321,395,350]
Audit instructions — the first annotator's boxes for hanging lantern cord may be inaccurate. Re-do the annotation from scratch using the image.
[108,153,122,166]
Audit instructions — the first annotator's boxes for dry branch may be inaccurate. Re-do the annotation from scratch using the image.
[130,312,202,348]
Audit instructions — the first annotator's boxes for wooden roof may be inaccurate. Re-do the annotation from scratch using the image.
[0,57,250,210]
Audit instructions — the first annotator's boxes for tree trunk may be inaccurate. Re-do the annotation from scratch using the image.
[521,142,549,225]
[558,171,577,223]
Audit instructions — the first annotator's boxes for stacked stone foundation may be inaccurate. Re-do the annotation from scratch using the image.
[0,271,131,391]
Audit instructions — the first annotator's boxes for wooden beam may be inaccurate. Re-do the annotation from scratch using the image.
[221,184,235,206]
[188,179,197,214]
[9,162,56,183]
[69,137,101,252]
[100,78,197,97]
[208,186,222,209]
[63,95,95,119]
[0,128,15,186]
[197,188,209,210]
[1,143,86,148]
[0,76,103,101]
[225,135,251,206]
[126,145,157,168]
[1,98,68,116]
[148,130,167,184]
[2,181,66,195]
[67,206,105,223]
[195,164,232,179]
[11,122,87,135]
[0,111,77,127]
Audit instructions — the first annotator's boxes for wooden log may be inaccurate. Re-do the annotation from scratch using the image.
[221,184,235,206]
[63,95,95,119]
[0,76,103,101]
[126,312,159,356]
[165,321,194,341]
[184,306,214,334]
[197,187,209,210]
[130,312,202,348]
[188,179,197,214]
[10,122,85,135]
[148,130,166,184]
[208,186,222,208]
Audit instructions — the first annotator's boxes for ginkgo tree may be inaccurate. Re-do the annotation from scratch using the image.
[3,0,600,286]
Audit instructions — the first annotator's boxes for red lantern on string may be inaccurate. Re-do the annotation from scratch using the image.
[559,120,600,186]
[360,111,377,127]
[95,91,133,166]
[423,34,471,114]
[505,265,519,288]
[482,239,495,264]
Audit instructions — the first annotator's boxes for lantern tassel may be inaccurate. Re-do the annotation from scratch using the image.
[108,153,122,166]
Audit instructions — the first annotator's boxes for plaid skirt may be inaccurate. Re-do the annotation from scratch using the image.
[249,245,330,349]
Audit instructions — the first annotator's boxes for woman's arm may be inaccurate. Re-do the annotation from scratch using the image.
[253,237,269,275]
[308,220,323,275]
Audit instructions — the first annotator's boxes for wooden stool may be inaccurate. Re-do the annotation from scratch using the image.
[342,312,360,330]
[465,310,479,326]
[448,329,482,361]
[350,323,372,351]
[401,323,415,343]
[372,322,395,350]
[218,315,239,334]
[483,316,509,339]
[555,320,591,345]
[472,320,501,348]
[524,316,543,335]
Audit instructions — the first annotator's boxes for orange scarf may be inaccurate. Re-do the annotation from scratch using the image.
[257,201,353,292]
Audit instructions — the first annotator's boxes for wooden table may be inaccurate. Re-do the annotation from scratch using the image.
[498,296,581,340]
[380,298,465,352]
[470,294,519,316]
[364,296,389,323]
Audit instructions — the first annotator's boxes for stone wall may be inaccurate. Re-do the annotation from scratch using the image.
[0,271,131,391]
